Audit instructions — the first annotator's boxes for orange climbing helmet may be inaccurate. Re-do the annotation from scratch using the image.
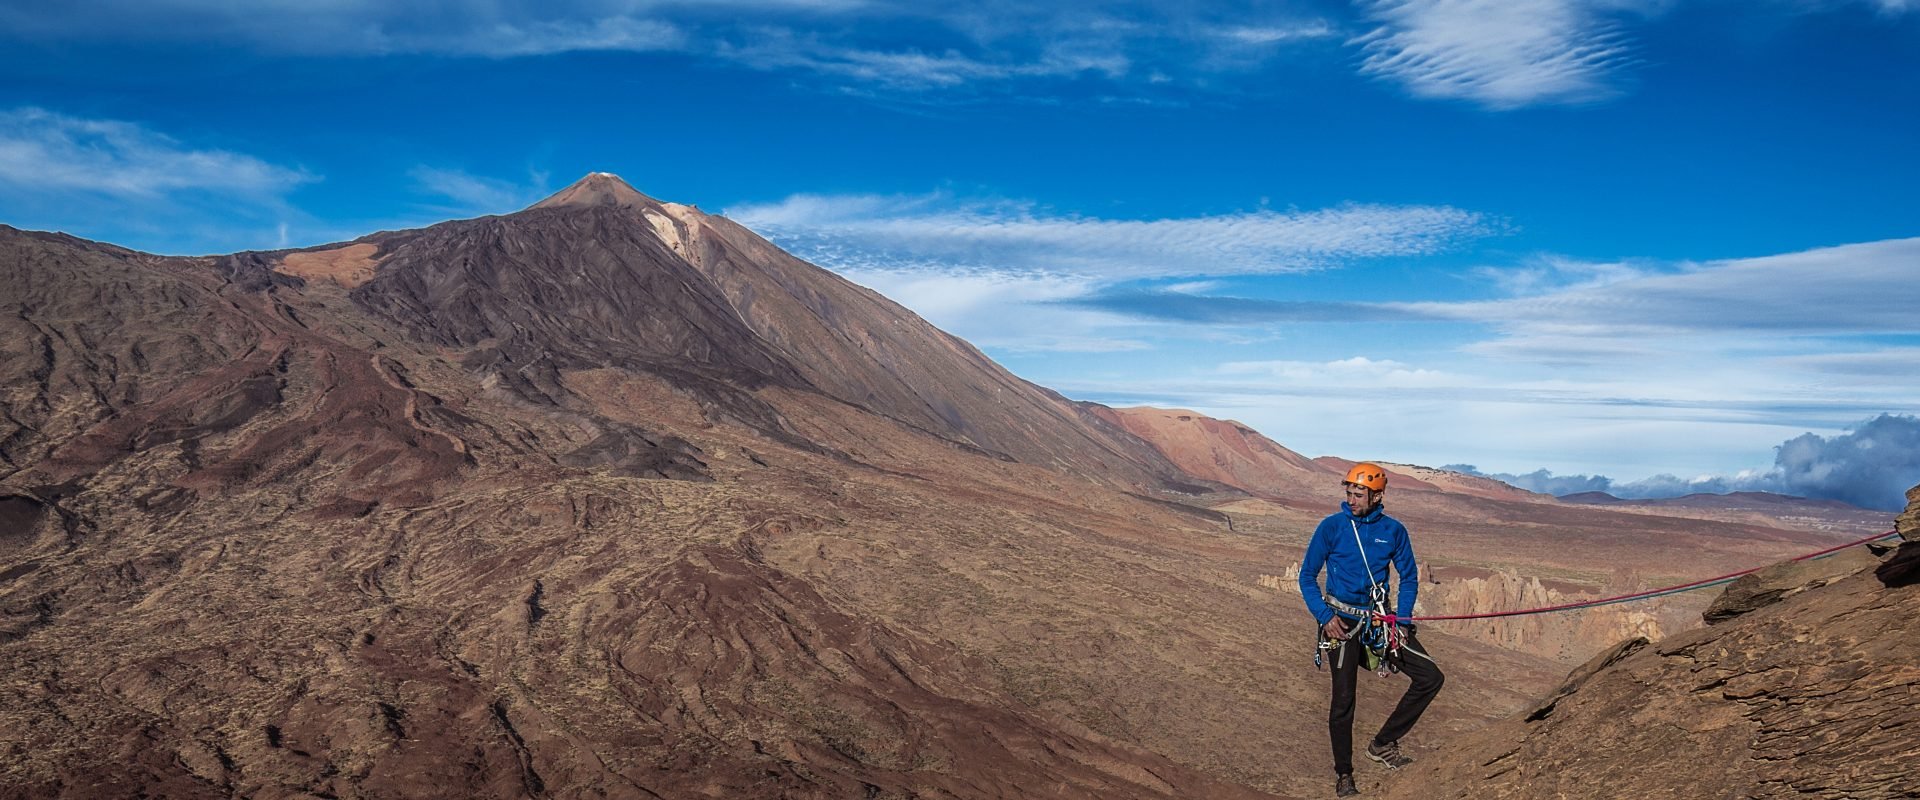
[1343,462,1388,491]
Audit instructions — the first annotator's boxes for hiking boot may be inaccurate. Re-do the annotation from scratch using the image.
[1366,739,1414,769]
[1334,773,1359,797]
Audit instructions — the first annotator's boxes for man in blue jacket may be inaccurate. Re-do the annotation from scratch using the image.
[1298,462,1444,797]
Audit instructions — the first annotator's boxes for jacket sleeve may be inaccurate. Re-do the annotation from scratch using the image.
[1299,520,1334,626]
[1394,522,1419,620]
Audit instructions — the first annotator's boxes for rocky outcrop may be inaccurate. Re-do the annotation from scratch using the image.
[1881,483,1920,588]
[1702,546,1880,624]
[1878,541,1920,588]
[1379,553,1919,799]
[1417,569,1681,665]
[1897,484,1920,541]
[1521,636,1647,723]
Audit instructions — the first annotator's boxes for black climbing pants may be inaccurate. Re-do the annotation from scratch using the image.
[1327,623,1444,775]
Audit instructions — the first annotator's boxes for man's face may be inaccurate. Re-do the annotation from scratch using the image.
[1344,483,1379,514]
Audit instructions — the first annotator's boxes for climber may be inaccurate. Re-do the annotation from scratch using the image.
[1298,462,1445,797]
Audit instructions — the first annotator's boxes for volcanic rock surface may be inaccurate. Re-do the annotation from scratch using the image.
[0,175,1898,799]
[1376,549,1920,799]
[1702,546,1881,624]
[1898,485,1920,541]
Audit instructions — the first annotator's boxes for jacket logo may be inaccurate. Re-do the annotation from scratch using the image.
[1373,538,1388,544]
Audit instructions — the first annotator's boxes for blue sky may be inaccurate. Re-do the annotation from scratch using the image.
[3,1,1918,507]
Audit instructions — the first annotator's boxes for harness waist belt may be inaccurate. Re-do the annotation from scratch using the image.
[1323,594,1374,619]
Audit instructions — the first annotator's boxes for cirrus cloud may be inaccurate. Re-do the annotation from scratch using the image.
[0,1,1340,97]
[727,191,1498,280]
[1353,0,1648,108]
[0,107,312,198]
[0,106,316,253]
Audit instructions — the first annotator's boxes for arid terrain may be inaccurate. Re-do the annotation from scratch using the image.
[0,174,1904,799]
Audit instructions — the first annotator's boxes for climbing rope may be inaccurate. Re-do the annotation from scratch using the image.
[1407,528,1903,622]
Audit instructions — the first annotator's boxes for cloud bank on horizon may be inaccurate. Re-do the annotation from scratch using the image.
[1448,414,1920,512]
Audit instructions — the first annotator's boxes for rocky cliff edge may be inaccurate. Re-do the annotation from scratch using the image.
[1375,502,1920,800]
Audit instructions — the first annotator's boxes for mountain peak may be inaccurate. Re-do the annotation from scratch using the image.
[529,172,659,210]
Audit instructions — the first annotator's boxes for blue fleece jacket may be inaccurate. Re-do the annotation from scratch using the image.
[1298,501,1419,625]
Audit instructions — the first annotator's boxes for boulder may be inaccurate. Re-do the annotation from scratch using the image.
[1524,636,1648,722]
[1877,541,1920,588]
[1897,484,1920,542]
[1702,546,1880,624]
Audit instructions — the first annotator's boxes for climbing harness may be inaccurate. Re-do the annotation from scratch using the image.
[1313,518,1406,677]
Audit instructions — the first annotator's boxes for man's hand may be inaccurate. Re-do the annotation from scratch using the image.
[1322,616,1347,639]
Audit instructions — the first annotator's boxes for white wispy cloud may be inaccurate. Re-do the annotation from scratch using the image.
[0,106,317,254]
[715,31,1126,90]
[1193,20,1341,68]
[384,16,686,57]
[0,107,313,198]
[725,187,1493,353]
[408,166,550,215]
[1032,235,1920,486]
[1213,23,1339,45]
[0,0,1894,103]
[1218,356,1459,387]
[1430,238,1920,355]
[0,2,1338,97]
[1468,254,1654,295]
[835,267,1152,352]
[1770,348,1920,376]
[0,2,764,58]
[728,191,1497,279]
[1164,280,1226,294]
[1353,0,1646,108]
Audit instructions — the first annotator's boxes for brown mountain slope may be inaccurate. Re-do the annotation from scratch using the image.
[0,233,1289,797]
[4,175,1880,800]
[1094,406,1335,500]
[1376,548,1919,800]
[343,173,1193,490]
